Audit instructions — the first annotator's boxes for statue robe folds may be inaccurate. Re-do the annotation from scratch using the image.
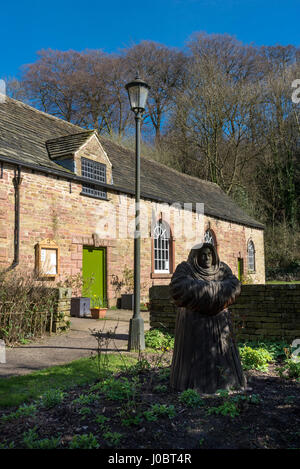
[169,243,246,394]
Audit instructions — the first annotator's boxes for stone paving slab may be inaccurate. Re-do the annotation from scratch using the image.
[0,310,150,378]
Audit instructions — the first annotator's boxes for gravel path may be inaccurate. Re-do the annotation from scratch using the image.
[0,310,150,378]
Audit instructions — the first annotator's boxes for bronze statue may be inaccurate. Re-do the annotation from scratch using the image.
[169,242,246,394]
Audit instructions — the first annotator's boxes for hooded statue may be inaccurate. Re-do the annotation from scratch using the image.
[169,243,246,394]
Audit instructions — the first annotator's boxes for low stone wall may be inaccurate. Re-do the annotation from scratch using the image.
[51,287,72,333]
[149,285,177,332]
[230,284,300,341]
[149,284,300,342]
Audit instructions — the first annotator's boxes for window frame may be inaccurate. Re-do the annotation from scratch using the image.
[153,220,170,274]
[151,219,174,278]
[81,157,107,200]
[247,240,256,272]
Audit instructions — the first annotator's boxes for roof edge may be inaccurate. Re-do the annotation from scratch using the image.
[0,154,265,231]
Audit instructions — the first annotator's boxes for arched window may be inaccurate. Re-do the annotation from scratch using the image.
[248,240,255,272]
[204,229,215,246]
[153,219,170,273]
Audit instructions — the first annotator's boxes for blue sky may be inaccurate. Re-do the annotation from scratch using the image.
[1,0,299,79]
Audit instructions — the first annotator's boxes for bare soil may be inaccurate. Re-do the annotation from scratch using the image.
[0,351,299,450]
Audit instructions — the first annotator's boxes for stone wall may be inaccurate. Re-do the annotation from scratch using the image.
[51,287,72,333]
[230,284,300,342]
[149,284,300,342]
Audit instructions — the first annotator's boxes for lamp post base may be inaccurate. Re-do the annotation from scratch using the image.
[128,316,145,351]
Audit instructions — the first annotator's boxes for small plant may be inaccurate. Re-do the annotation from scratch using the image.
[145,328,174,350]
[95,414,110,429]
[276,359,300,380]
[122,266,134,294]
[0,440,15,449]
[90,324,119,380]
[1,403,37,422]
[232,393,261,405]
[100,376,139,401]
[79,406,92,418]
[208,401,240,418]
[103,431,123,447]
[239,345,273,371]
[69,433,99,449]
[156,367,171,382]
[22,427,61,449]
[118,401,144,427]
[284,395,297,404]
[127,357,151,375]
[144,404,176,421]
[239,339,290,360]
[91,295,108,309]
[179,389,204,408]
[153,384,168,393]
[72,393,100,406]
[39,389,65,409]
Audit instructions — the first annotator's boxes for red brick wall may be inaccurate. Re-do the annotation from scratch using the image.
[0,163,265,306]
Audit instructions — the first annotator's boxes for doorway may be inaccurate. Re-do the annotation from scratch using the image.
[82,246,107,307]
[237,257,244,281]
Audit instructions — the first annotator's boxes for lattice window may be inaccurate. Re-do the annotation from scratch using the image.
[153,220,170,273]
[81,158,106,199]
[248,240,255,271]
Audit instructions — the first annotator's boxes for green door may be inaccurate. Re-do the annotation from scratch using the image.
[237,258,244,281]
[82,247,106,307]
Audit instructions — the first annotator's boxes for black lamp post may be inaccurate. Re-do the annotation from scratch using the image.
[125,75,150,351]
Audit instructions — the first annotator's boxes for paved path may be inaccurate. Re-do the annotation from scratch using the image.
[0,310,150,378]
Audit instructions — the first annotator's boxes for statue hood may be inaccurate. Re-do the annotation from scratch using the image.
[187,242,220,277]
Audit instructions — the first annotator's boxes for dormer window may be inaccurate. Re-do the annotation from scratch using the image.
[46,130,112,200]
[81,157,107,199]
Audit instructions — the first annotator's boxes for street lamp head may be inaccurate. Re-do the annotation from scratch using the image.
[125,75,150,114]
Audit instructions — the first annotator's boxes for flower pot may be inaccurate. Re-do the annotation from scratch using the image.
[90,308,107,319]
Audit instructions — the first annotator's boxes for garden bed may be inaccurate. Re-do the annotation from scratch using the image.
[0,350,299,449]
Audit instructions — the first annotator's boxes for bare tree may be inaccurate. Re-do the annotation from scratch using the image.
[169,33,263,194]
[20,49,85,123]
[123,41,186,143]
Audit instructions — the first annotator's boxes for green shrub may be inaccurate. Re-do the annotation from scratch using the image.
[239,346,273,371]
[239,340,290,360]
[145,329,174,350]
[179,389,204,408]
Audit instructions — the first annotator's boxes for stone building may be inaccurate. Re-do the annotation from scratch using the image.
[0,97,265,307]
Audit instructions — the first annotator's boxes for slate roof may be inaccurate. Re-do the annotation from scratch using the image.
[0,96,264,229]
[46,131,95,159]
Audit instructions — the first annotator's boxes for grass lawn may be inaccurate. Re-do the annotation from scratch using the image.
[0,354,137,408]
